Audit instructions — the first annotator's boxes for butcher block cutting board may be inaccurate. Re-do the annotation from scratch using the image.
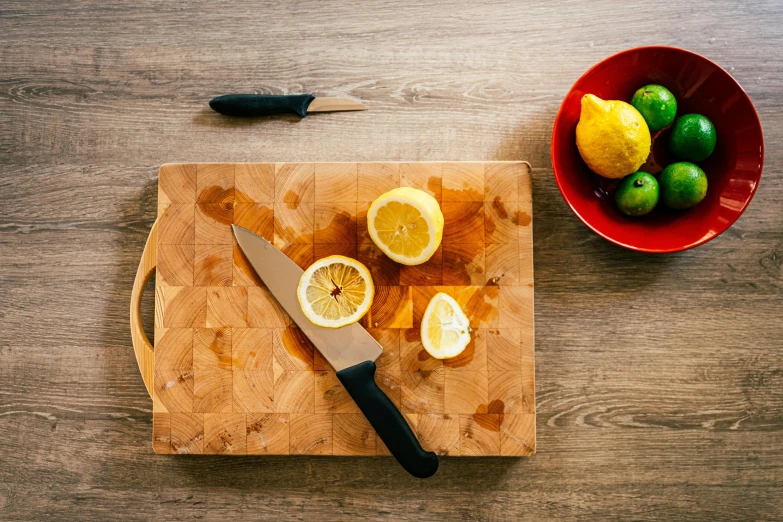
[145,162,535,457]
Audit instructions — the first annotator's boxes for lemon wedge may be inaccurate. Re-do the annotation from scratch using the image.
[421,293,471,359]
[367,187,444,266]
[297,256,374,328]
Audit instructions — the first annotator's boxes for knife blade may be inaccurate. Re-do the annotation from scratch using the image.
[209,94,367,118]
[233,225,438,478]
[234,225,382,370]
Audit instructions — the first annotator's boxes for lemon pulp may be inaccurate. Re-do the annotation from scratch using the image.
[421,293,471,359]
[367,187,444,265]
[297,256,374,328]
[373,201,429,258]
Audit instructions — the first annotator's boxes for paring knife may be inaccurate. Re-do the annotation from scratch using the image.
[209,94,367,118]
[233,225,439,479]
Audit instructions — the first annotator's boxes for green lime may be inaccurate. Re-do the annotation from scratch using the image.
[630,84,677,131]
[669,114,717,162]
[614,171,659,216]
[659,162,708,209]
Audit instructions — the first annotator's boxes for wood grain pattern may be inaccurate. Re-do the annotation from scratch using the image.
[154,162,534,456]
[171,412,205,454]
[2,0,782,519]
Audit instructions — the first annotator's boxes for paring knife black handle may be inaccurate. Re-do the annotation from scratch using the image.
[209,94,316,118]
[337,361,439,478]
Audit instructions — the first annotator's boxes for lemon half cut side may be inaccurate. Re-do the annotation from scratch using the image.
[297,256,374,328]
[421,292,471,359]
[367,187,444,266]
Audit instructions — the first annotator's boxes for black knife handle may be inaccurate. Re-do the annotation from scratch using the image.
[337,361,439,478]
[208,94,316,118]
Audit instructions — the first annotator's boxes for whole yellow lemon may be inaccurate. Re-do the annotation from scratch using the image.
[575,94,651,179]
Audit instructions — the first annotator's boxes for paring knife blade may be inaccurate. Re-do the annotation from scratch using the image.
[233,225,438,479]
[209,94,367,118]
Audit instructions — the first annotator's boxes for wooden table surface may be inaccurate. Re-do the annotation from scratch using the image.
[1,1,781,520]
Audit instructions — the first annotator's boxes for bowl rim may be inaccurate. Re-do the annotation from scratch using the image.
[551,45,765,254]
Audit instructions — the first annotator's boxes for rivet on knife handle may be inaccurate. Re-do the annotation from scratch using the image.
[337,361,439,478]
[209,93,316,117]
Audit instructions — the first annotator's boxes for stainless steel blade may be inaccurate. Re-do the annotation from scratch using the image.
[307,97,368,113]
[232,225,382,371]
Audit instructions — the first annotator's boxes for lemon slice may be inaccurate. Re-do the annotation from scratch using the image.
[367,187,444,266]
[421,293,471,359]
[297,256,374,328]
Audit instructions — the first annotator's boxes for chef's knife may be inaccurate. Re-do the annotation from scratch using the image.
[209,94,367,118]
[232,225,438,478]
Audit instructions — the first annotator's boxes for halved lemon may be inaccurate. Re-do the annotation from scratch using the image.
[297,256,374,328]
[367,187,444,266]
[421,293,471,359]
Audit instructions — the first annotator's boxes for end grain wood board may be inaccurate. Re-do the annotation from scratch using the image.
[151,162,535,457]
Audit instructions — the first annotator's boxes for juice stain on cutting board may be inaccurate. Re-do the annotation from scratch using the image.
[280,325,315,367]
[473,399,505,431]
[198,185,235,206]
[490,197,531,227]
[283,190,301,210]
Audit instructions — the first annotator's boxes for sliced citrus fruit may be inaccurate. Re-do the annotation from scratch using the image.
[421,292,471,359]
[297,256,374,328]
[367,187,444,266]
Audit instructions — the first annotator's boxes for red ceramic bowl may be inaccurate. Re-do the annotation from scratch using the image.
[552,46,764,253]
